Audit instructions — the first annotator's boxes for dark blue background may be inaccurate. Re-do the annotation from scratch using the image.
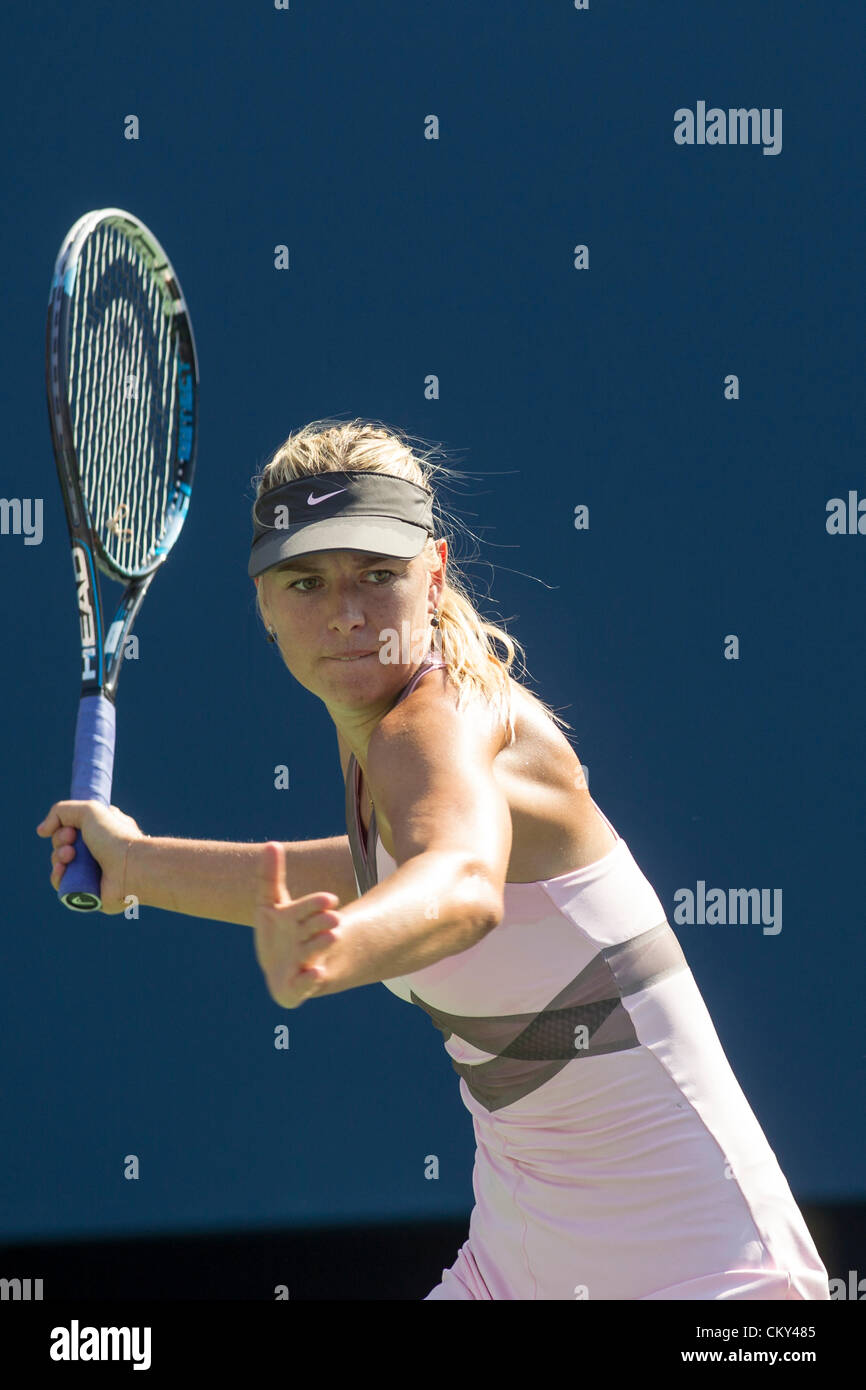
[1,2,863,1240]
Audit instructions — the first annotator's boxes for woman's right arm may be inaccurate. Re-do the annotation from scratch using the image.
[37,800,359,925]
[130,834,359,925]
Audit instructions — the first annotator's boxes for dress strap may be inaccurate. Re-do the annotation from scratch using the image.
[389,654,448,710]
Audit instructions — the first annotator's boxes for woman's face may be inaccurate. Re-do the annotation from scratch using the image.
[255,541,446,713]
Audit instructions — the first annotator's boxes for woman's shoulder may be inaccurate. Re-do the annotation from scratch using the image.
[336,658,582,799]
[335,662,508,783]
[389,661,580,784]
[375,662,604,880]
[384,658,510,752]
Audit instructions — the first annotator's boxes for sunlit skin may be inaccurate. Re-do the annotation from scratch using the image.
[254,539,447,764]
[38,538,453,1008]
[246,538,449,1004]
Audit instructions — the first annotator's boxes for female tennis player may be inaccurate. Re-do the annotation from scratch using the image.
[38,420,830,1301]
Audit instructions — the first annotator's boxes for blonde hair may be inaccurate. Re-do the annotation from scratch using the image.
[250,417,574,746]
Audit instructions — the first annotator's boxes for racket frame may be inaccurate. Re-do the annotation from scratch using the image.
[45,208,198,910]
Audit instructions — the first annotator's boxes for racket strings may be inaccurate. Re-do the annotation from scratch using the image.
[67,221,179,573]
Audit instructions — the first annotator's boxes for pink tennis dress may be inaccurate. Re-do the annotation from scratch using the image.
[344,656,830,1301]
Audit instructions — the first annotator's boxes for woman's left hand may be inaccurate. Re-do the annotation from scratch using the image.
[253,842,341,1008]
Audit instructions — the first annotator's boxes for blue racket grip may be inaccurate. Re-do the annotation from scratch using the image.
[58,693,117,911]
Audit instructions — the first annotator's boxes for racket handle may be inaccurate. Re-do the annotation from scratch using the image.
[59,692,117,912]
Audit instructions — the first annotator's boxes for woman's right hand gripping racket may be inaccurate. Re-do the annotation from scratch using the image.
[45,207,199,911]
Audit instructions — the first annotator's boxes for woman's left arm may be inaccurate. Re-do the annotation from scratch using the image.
[314,683,512,999]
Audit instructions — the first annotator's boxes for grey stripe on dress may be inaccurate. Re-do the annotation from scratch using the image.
[407,921,688,1111]
[342,660,686,1112]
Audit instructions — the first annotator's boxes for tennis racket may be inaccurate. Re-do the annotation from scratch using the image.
[45,207,199,911]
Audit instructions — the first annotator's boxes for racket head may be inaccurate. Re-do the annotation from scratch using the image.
[46,207,199,585]
[44,209,199,911]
